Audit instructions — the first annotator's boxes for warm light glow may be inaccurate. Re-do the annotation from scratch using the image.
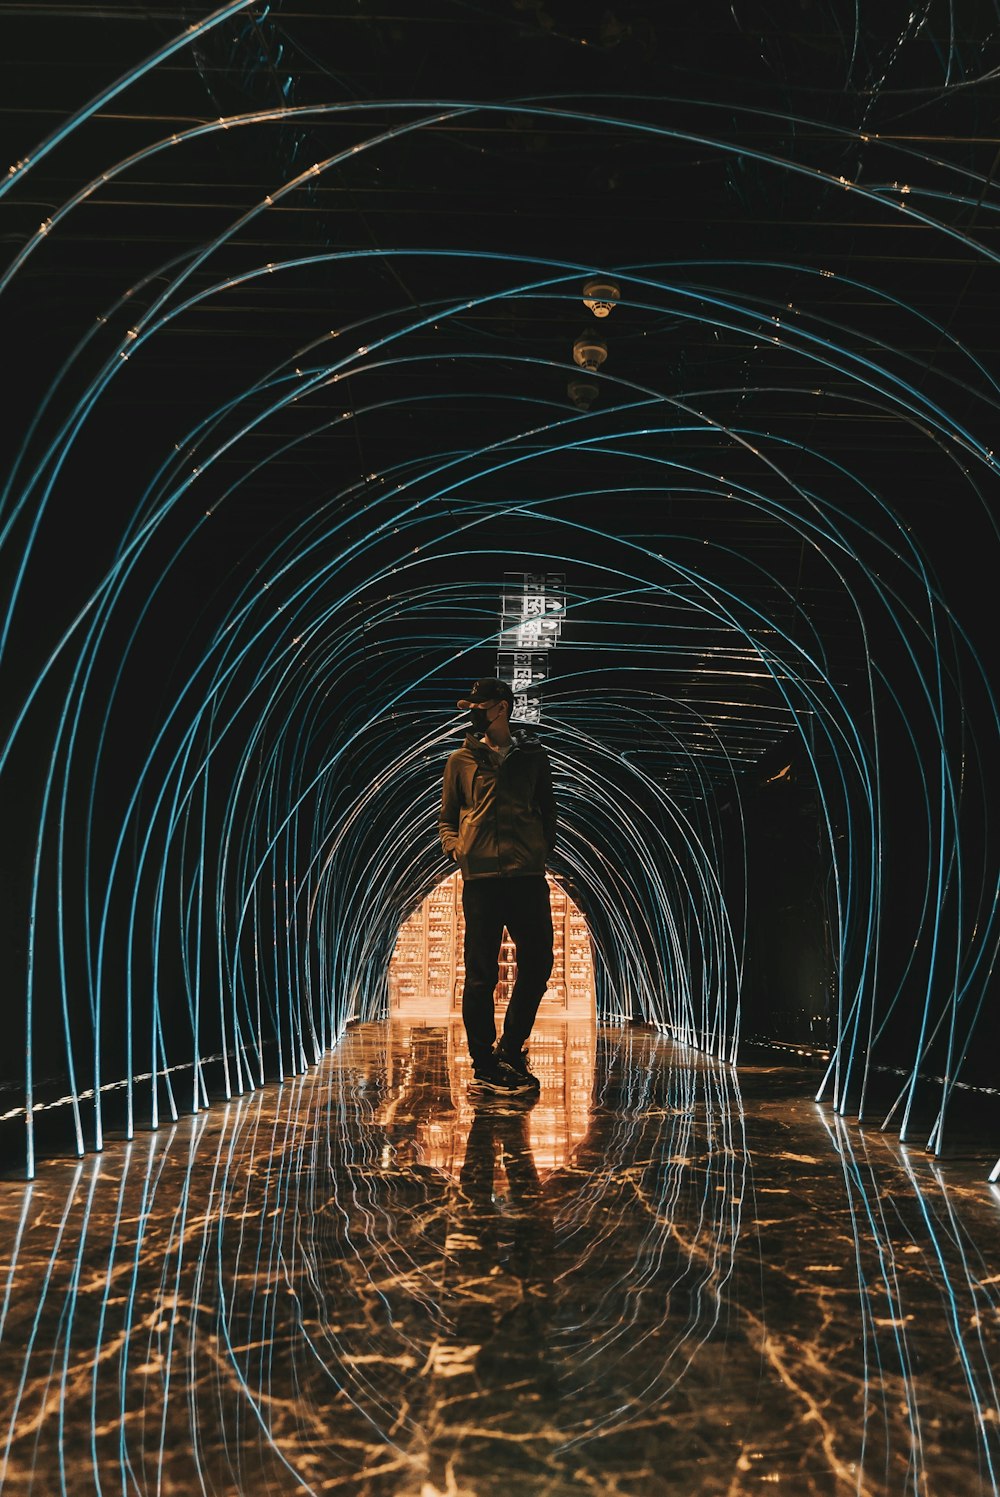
[389,871,596,1020]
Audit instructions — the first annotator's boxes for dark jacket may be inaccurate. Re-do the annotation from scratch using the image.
[439,731,557,880]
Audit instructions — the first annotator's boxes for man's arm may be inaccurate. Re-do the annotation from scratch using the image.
[439,756,462,859]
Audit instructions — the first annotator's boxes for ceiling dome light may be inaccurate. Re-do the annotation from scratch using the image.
[567,378,600,410]
[573,332,608,372]
[582,277,621,317]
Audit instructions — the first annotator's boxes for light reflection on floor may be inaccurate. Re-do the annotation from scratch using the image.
[0,1021,998,1495]
[384,1018,596,1179]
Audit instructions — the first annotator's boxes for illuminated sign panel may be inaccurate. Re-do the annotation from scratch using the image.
[498,571,565,722]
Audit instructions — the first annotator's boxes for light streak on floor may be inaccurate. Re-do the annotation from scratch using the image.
[0,1020,998,1495]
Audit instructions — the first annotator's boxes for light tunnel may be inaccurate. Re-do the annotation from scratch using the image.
[1,2,999,1192]
[4,8,1000,1492]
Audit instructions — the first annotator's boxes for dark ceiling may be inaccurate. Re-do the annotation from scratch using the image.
[6,2,1000,784]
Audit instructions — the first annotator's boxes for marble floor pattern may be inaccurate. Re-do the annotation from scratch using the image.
[0,1020,998,1496]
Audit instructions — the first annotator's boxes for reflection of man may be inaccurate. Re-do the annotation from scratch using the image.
[450,1105,555,1388]
[439,678,556,1095]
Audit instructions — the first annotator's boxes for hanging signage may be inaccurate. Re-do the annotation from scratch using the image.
[497,573,565,722]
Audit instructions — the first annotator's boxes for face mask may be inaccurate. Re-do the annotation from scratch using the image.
[469,706,490,734]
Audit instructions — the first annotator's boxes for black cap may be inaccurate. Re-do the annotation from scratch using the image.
[457,677,514,709]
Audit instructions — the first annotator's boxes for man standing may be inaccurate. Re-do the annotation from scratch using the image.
[439,678,556,1094]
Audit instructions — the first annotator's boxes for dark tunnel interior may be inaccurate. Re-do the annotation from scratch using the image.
[5,9,1000,1495]
[2,1,999,1184]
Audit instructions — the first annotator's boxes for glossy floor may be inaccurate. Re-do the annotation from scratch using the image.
[1,1021,998,1495]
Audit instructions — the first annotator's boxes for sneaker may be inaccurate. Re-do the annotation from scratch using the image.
[494,1042,541,1091]
[470,1056,534,1094]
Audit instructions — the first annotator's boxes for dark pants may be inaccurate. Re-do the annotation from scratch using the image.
[461,875,554,1067]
